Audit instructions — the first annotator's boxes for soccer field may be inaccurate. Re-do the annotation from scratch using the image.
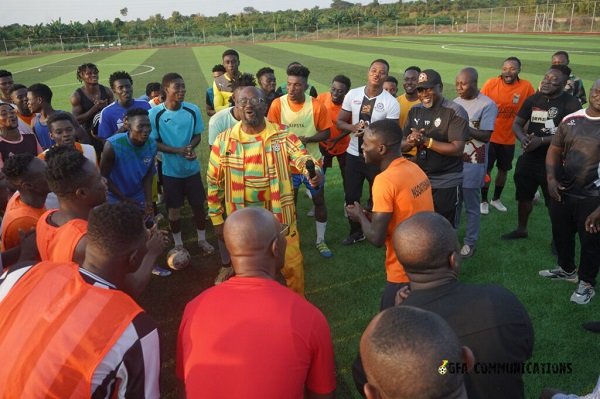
[2,33,599,397]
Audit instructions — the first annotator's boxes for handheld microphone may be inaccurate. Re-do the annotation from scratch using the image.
[306,160,317,178]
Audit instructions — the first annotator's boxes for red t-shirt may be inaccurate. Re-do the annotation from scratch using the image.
[177,277,336,398]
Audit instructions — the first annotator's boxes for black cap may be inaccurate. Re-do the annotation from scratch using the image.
[416,69,442,89]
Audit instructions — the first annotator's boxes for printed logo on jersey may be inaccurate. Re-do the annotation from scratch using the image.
[531,108,549,124]
[143,156,153,166]
[512,94,521,104]
[434,118,441,127]
[375,102,384,112]
[547,107,559,119]
[418,73,428,83]
[361,103,373,115]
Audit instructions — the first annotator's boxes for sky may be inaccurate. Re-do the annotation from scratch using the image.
[2,0,397,26]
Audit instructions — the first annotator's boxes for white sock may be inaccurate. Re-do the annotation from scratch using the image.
[316,221,327,244]
[197,229,206,242]
[173,231,183,247]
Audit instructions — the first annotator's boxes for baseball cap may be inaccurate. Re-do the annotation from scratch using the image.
[416,69,442,89]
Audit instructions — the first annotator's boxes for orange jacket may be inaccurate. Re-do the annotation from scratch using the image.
[0,262,142,398]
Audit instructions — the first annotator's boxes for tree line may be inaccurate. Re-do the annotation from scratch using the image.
[0,0,596,40]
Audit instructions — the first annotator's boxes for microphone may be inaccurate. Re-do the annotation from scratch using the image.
[306,160,317,179]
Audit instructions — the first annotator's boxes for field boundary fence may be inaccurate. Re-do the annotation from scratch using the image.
[1,1,598,56]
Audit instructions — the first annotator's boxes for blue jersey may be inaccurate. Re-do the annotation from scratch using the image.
[32,114,55,150]
[106,132,157,205]
[98,100,152,139]
[149,102,204,178]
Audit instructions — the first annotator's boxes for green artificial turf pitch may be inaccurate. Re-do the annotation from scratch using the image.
[3,33,599,397]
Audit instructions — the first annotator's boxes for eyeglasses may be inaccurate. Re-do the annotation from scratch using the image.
[236,97,266,107]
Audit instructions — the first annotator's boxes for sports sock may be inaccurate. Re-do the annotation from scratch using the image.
[197,229,206,242]
[493,185,504,201]
[316,221,327,244]
[481,187,489,202]
[173,231,183,247]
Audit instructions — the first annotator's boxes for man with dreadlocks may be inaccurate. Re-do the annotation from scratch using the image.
[70,63,113,153]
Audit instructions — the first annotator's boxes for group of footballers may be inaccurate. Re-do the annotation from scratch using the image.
[0,44,598,398]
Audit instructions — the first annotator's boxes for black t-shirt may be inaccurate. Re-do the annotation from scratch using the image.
[403,281,534,399]
[517,91,581,161]
[552,109,600,197]
[357,97,376,152]
[403,98,468,187]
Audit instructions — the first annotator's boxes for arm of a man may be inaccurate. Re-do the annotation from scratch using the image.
[99,141,130,203]
[546,122,568,202]
[206,142,226,227]
[303,101,332,143]
[469,100,498,142]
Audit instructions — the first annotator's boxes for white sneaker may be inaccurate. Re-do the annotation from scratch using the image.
[480,202,489,215]
[570,281,595,305]
[307,206,315,217]
[198,240,215,255]
[490,199,507,212]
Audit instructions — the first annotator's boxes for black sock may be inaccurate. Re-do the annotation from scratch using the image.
[481,187,489,202]
[493,185,504,201]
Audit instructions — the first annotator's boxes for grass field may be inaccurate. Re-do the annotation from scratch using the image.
[2,33,599,398]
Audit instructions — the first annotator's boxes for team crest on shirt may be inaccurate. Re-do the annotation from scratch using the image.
[566,119,576,126]
[548,107,559,119]
[143,156,152,166]
[434,118,441,127]
[272,143,281,152]
[375,102,384,111]
[418,73,428,83]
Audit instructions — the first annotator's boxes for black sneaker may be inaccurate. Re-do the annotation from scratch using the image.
[342,232,366,245]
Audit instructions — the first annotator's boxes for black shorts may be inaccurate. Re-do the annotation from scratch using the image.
[487,142,516,172]
[162,173,206,209]
[514,155,548,204]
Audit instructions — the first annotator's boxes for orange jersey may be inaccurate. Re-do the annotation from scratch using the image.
[372,157,434,283]
[267,96,332,136]
[36,210,88,263]
[317,93,349,156]
[0,261,142,398]
[481,77,535,145]
[1,192,45,251]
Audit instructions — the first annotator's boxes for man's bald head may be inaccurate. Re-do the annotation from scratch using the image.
[360,306,467,399]
[458,67,478,83]
[223,207,286,276]
[393,212,459,276]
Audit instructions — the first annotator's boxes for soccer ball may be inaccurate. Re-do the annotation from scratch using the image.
[167,247,191,270]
